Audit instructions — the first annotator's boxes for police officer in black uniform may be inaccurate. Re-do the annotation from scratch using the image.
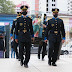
[10,12,22,59]
[15,5,34,68]
[38,14,47,60]
[0,31,5,51]
[44,8,65,66]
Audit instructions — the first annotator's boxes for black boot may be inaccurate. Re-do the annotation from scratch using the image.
[48,60,51,66]
[52,62,57,66]
[24,62,28,68]
[20,59,23,66]
[38,54,40,59]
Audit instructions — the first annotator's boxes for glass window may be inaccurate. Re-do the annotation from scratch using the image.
[47,0,48,2]
[54,0,55,2]
[52,0,53,2]
[47,4,48,7]
[54,4,55,6]
[46,8,48,11]
[52,4,53,6]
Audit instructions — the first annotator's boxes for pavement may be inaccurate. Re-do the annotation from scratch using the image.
[0,54,72,72]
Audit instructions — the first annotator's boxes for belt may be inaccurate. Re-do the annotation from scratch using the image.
[18,30,29,33]
[50,31,61,35]
[23,30,27,33]
[54,31,58,34]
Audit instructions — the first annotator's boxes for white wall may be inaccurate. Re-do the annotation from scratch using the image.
[30,0,35,14]
[56,0,68,14]
[39,0,46,13]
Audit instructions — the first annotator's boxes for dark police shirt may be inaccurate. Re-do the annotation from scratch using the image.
[45,17,65,41]
[10,19,17,38]
[42,18,47,40]
[15,16,34,42]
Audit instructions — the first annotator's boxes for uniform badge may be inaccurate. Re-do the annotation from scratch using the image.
[20,23,23,26]
[55,9,57,12]
[52,24,54,27]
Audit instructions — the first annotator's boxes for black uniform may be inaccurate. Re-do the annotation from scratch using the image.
[45,18,65,63]
[38,19,47,60]
[15,16,34,65]
[0,31,5,51]
[11,19,19,59]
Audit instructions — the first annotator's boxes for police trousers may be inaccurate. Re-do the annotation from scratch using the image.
[19,41,31,64]
[48,40,61,63]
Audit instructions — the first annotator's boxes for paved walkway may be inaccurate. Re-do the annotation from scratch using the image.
[0,54,72,72]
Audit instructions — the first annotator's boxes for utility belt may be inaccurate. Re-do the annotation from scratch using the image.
[50,31,61,35]
[18,30,29,33]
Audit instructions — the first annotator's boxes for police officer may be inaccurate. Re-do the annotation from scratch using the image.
[38,14,47,60]
[10,12,22,59]
[0,31,5,51]
[44,8,65,66]
[15,5,34,68]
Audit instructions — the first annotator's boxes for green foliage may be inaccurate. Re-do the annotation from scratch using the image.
[0,0,16,14]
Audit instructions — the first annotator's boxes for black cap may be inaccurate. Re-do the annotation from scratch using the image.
[17,12,22,16]
[44,14,46,16]
[52,8,59,12]
[20,5,28,11]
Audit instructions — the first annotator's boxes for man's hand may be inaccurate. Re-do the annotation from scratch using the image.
[11,36,13,40]
[32,38,34,42]
[15,39,18,43]
[44,40,48,43]
[62,39,65,43]
[4,49,7,52]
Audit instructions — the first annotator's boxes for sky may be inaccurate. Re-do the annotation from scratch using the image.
[9,0,30,5]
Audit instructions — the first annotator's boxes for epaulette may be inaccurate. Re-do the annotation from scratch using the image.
[59,18,62,20]
[16,16,21,19]
[28,16,32,19]
[13,19,17,21]
[48,18,52,20]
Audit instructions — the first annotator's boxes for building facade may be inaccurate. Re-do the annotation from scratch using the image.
[39,0,69,15]
[68,0,72,15]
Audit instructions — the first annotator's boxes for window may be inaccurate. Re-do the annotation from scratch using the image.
[52,0,55,2]
[54,0,55,2]
[47,0,48,2]
[70,11,72,13]
[52,4,55,6]
[70,1,72,3]
[52,4,53,6]
[47,4,48,7]
[71,8,72,10]
[46,8,48,11]
[71,5,72,7]
[68,9,69,11]
[54,4,55,6]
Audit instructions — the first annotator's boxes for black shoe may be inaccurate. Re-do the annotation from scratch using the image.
[18,59,21,61]
[52,63,57,66]
[16,57,18,59]
[24,64,28,68]
[48,60,51,66]
[38,54,40,59]
[20,60,23,66]
[42,58,44,61]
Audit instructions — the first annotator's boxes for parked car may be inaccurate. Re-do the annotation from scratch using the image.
[61,41,72,55]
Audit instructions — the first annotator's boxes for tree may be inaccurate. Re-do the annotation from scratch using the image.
[0,0,16,14]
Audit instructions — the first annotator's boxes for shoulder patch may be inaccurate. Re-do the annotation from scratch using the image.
[59,18,63,20]
[28,16,32,19]
[16,16,21,19]
[48,18,52,20]
[14,19,17,21]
